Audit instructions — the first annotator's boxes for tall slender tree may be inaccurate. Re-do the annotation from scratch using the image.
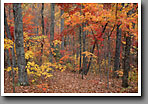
[113,24,122,77]
[122,35,131,88]
[4,6,17,72]
[40,3,44,65]
[113,3,122,77]
[49,3,55,62]
[61,9,64,51]
[13,3,28,85]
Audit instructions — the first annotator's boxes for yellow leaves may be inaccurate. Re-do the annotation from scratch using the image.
[115,70,123,77]
[4,67,12,72]
[4,39,13,49]
[101,59,109,66]
[85,12,92,21]
[82,51,97,59]
[14,67,18,72]
[128,22,133,30]
[32,80,35,83]
[53,40,62,46]
[91,15,98,22]
[61,13,69,19]
[23,32,29,42]
[5,67,18,72]
[122,41,126,45]
[54,63,66,72]
[25,50,34,59]
[26,61,39,75]
[26,62,54,82]
[45,74,53,78]
[98,4,103,8]
[28,36,47,40]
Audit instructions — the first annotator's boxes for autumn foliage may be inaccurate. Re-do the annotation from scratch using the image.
[4,3,138,93]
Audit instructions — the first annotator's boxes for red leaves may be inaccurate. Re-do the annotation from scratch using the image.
[42,88,46,92]
[10,26,14,40]
[57,3,81,14]
[60,50,66,55]
[36,84,48,92]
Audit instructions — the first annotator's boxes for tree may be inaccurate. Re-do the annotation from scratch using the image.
[113,24,122,77]
[122,35,131,87]
[113,3,122,77]
[61,9,64,51]
[13,3,28,85]
[40,3,44,65]
[49,3,55,62]
[122,3,138,88]
[4,6,17,76]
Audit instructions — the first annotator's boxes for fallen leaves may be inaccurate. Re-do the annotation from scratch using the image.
[4,70,138,93]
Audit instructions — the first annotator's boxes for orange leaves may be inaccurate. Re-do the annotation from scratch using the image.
[59,54,71,61]
[61,13,69,18]
[82,51,97,59]
[42,88,47,91]
[64,12,85,26]
[36,83,48,92]
[115,70,123,77]
[83,26,91,32]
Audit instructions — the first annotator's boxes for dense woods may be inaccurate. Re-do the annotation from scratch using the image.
[4,3,138,93]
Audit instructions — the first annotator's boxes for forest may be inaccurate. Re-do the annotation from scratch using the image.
[4,3,138,93]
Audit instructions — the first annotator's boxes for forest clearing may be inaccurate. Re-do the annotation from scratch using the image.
[3,3,139,94]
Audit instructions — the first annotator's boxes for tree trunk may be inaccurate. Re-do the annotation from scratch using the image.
[79,25,82,74]
[50,3,55,44]
[84,40,97,75]
[107,35,111,89]
[4,6,17,69]
[122,36,131,88]
[41,3,45,35]
[13,3,28,85]
[11,43,16,92]
[97,44,102,81]
[40,3,44,65]
[113,24,122,77]
[84,22,108,75]
[81,23,86,79]
[61,9,64,51]
[4,34,11,76]
[49,3,55,62]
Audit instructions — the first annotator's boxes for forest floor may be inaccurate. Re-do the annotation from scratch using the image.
[4,70,138,93]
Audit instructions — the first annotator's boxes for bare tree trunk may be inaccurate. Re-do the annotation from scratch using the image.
[11,43,16,92]
[107,35,111,89]
[4,6,17,75]
[40,3,44,65]
[113,24,122,77]
[97,44,102,81]
[122,36,131,88]
[50,3,55,44]
[13,3,28,85]
[79,25,82,75]
[81,23,86,79]
[49,3,55,62]
[61,9,64,51]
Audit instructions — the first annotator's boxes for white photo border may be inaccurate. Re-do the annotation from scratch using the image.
[1,0,141,96]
